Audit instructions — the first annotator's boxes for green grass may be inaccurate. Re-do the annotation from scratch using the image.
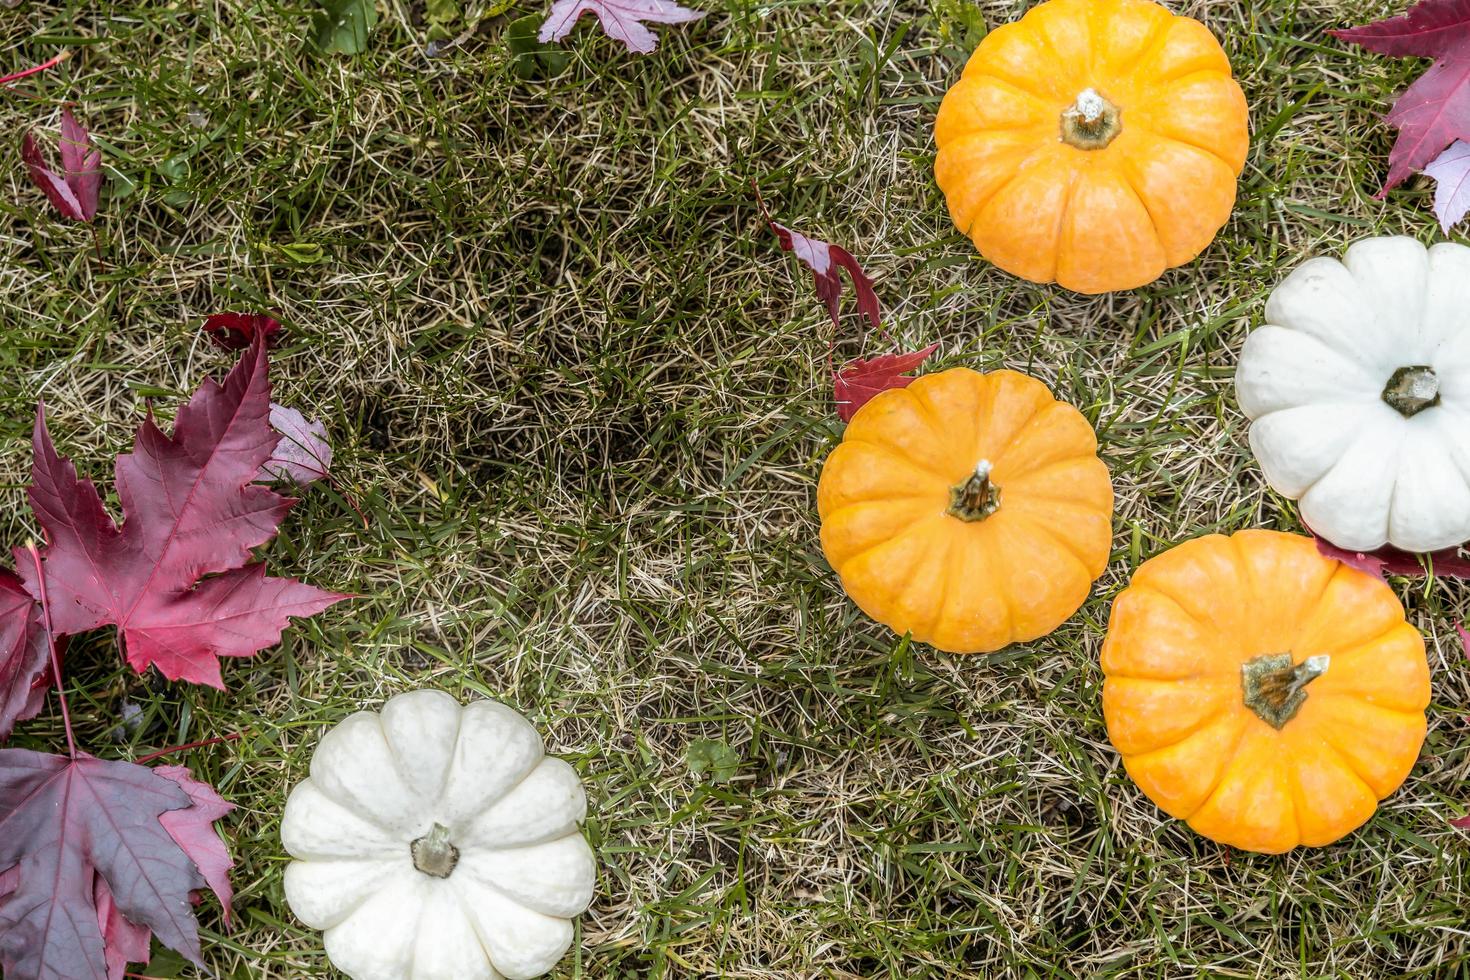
[3,0,1470,976]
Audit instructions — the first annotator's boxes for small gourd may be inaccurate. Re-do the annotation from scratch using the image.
[280,690,595,980]
[1237,236,1470,553]
[1102,530,1429,853]
[818,367,1113,653]
[934,0,1249,294]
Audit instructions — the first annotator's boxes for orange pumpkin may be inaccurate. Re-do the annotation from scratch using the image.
[933,0,1249,294]
[817,367,1113,653]
[1101,530,1430,853]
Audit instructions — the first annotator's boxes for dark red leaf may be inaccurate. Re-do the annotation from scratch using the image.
[833,343,940,423]
[19,108,99,222]
[1332,0,1470,58]
[154,765,234,924]
[202,313,282,351]
[95,878,151,980]
[1334,4,1470,193]
[768,221,881,334]
[0,572,46,743]
[16,337,348,688]
[1312,531,1470,580]
[0,750,224,980]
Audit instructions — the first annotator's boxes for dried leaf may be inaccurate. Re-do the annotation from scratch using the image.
[1425,139,1470,229]
[833,343,940,423]
[260,404,332,485]
[538,0,704,54]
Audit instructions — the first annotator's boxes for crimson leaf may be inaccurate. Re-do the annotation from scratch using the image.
[21,107,100,222]
[202,312,281,351]
[1334,1,1470,192]
[17,337,348,688]
[1312,531,1470,580]
[0,751,224,980]
[767,220,881,335]
[833,343,940,423]
[0,573,46,743]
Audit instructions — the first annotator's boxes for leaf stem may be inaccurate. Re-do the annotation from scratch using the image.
[135,732,243,766]
[24,540,74,759]
[0,50,71,88]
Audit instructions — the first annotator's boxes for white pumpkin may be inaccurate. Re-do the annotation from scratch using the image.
[1236,235,1470,553]
[281,690,596,980]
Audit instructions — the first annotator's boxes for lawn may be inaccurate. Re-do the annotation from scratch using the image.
[3,0,1470,977]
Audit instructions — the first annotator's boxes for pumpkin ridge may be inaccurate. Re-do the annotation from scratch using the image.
[1130,125,1239,178]
[954,71,1059,113]
[1123,585,1235,667]
[1115,165,1171,266]
[1109,7,1176,83]
[957,149,1053,235]
[828,513,948,579]
[986,403,1090,474]
[1105,677,1232,754]
[1009,512,1095,579]
[1311,730,1380,802]
[840,437,953,483]
[1181,716,1254,821]
[1048,169,1084,284]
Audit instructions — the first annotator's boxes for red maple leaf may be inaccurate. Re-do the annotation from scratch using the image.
[0,751,230,980]
[202,312,281,351]
[0,573,46,742]
[1334,0,1470,193]
[21,106,100,222]
[1312,531,1470,581]
[833,343,941,422]
[16,337,348,688]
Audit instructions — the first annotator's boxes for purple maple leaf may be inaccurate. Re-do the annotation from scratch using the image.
[21,107,100,222]
[1425,139,1470,229]
[260,404,332,485]
[538,0,704,54]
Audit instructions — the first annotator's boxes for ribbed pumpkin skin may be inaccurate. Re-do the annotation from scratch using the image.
[934,0,1249,294]
[817,368,1113,654]
[1102,530,1429,854]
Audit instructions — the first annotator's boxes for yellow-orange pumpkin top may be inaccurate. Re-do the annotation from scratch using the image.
[934,0,1249,294]
[1101,530,1429,853]
[817,367,1113,654]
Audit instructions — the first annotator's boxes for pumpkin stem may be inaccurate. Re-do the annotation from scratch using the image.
[948,460,1001,522]
[1241,653,1329,729]
[411,822,460,879]
[1060,88,1121,150]
[1382,365,1440,417]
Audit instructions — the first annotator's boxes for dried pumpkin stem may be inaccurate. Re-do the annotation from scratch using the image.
[1382,365,1440,417]
[1241,653,1329,729]
[410,822,460,878]
[948,460,1001,522]
[1060,87,1121,150]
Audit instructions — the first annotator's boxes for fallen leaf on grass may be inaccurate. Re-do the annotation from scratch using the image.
[766,220,881,335]
[21,107,99,222]
[202,312,281,351]
[1425,139,1470,228]
[0,752,231,980]
[833,343,941,422]
[1313,531,1470,580]
[539,0,704,55]
[0,573,46,743]
[261,403,332,485]
[1333,0,1470,194]
[17,337,349,688]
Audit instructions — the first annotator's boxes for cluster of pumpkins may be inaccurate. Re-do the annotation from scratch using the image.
[826,0,1452,857]
[277,2,1455,978]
